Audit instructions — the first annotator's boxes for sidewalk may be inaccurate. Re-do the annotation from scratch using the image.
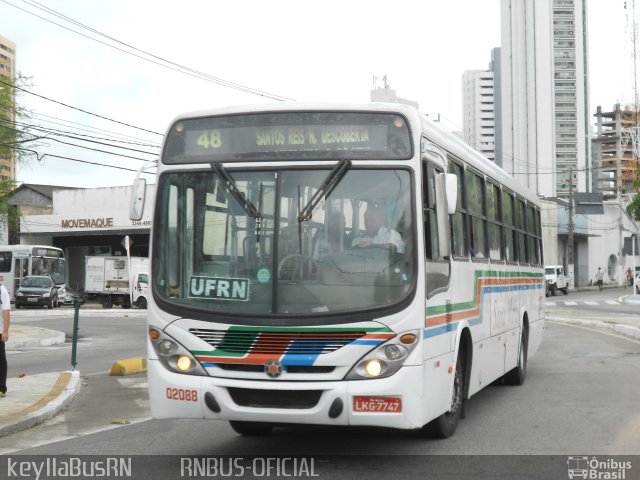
[0,302,639,439]
[546,290,640,342]
[0,307,147,438]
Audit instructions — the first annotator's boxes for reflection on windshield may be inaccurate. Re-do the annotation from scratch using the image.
[32,258,66,285]
[22,277,53,288]
[154,168,414,320]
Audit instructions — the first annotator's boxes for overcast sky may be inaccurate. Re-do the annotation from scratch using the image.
[0,0,634,188]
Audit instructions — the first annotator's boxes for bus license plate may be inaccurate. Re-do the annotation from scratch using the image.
[353,396,402,413]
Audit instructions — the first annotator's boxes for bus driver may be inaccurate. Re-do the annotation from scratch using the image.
[352,206,405,253]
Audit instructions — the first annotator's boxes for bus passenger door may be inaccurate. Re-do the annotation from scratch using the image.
[423,159,453,357]
[14,257,27,297]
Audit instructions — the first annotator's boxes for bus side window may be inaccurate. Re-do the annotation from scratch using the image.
[487,182,503,261]
[448,160,468,258]
[502,190,516,263]
[466,170,487,260]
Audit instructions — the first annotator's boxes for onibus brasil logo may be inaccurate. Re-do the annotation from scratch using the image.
[567,456,632,479]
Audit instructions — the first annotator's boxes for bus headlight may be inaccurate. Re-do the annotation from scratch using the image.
[345,330,419,380]
[149,327,207,376]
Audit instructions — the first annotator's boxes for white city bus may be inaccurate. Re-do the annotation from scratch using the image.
[134,103,544,438]
[0,245,66,301]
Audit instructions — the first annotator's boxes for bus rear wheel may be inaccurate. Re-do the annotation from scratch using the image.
[503,326,528,386]
[229,421,273,436]
[422,346,467,439]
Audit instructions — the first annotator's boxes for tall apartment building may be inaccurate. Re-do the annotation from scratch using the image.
[592,104,639,199]
[0,34,16,181]
[500,0,590,199]
[462,48,501,164]
[500,0,555,197]
[552,0,590,198]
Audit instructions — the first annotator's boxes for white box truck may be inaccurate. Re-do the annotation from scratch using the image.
[84,256,149,308]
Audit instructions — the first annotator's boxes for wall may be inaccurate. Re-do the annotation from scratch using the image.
[586,202,639,284]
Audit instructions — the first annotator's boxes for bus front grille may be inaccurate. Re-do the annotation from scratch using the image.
[189,328,366,356]
[217,364,335,374]
[227,387,322,409]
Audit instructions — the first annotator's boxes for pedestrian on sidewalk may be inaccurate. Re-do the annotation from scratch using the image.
[627,268,633,288]
[0,283,10,398]
[596,267,605,291]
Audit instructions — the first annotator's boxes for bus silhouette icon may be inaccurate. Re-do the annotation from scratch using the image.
[567,456,589,479]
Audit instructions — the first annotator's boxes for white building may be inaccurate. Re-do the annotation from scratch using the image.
[462,52,498,163]
[500,0,556,197]
[19,185,154,291]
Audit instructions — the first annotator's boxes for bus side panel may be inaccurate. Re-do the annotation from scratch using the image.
[528,316,545,358]
[420,351,456,425]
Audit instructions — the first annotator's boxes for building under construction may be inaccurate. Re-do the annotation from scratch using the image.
[592,104,639,200]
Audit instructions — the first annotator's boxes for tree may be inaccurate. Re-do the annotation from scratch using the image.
[0,73,35,242]
[627,168,640,222]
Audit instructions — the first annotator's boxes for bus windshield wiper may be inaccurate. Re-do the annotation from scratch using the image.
[211,162,261,219]
[297,159,351,222]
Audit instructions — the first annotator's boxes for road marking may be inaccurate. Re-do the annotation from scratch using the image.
[584,301,598,305]
[605,300,620,305]
[546,302,556,306]
[563,301,578,306]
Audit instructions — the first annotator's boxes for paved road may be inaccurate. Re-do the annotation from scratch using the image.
[2,321,638,462]
[7,310,147,376]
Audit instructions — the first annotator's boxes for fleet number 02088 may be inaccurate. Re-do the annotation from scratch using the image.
[166,387,198,402]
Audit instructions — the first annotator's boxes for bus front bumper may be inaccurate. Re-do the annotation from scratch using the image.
[148,359,426,430]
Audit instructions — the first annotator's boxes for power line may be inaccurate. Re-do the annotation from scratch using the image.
[4,0,295,102]
[0,118,159,156]
[0,78,163,136]
[6,144,157,173]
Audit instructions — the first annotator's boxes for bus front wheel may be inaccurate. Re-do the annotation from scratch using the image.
[503,325,528,386]
[229,421,273,436]
[422,346,467,439]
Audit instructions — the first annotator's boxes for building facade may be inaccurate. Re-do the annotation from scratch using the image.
[0,34,16,182]
[592,104,639,200]
[552,0,591,198]
[462,49,500,164]
[18,185,153,292]
[500,0,556,197]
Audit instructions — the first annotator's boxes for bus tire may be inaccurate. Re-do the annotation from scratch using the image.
[421,346,467,439]
[229,421,273,436]
[137,297,147,309]
[503,325,528,386]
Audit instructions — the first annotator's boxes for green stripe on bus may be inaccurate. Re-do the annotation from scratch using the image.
[426,270,544,317]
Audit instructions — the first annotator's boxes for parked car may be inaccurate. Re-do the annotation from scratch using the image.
[57,286,86,306]
[14,275,59,309]
[544,265,570,296]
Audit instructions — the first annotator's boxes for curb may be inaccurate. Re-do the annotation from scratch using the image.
[547,316,640,342]
[10,309,148,318]
[109,357,147,376]
[0,370,81,437]
[7,327,66,350]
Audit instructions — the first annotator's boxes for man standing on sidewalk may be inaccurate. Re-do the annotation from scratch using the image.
[596,267,605,291]
[0,283,10,398]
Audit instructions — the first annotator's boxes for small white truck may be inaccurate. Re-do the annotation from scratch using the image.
[544,265,570,296]
[84,256,149,308]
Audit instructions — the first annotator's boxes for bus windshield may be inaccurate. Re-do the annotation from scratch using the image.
[32,256,66,285]
[153,167,414,319]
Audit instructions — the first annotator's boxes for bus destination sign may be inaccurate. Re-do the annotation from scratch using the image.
[163,112,412,163]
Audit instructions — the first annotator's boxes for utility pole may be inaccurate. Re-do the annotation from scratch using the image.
[568,167,574,286]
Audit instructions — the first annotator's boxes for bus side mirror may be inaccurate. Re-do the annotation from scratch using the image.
[130,178,146,221]
[435,173,457,257]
